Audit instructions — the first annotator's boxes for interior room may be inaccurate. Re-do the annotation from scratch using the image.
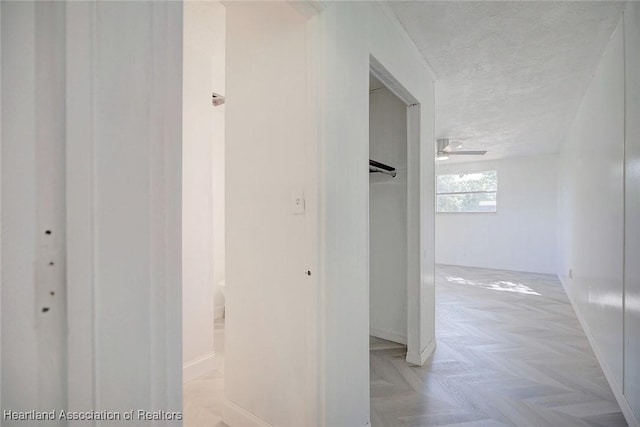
[1,1,639,427]
[422,1,639,425]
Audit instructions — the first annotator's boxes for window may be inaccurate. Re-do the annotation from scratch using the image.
[436,170,497,213]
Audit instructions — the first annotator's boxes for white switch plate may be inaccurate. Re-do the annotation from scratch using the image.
[292,190,305,215]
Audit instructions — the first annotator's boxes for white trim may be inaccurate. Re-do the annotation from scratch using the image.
[222,399,274,427]
[370,328,407,345]
[182,352,216,384]
[0,1,3,410]
[406,339,436,366]
[309,6,325,427]
[65,2,98,415]
[370,56,419,106]
[560,277,640,427]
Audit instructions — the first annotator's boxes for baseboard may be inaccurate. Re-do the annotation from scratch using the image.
[222,399,273,427]
[406,339,436,366]
[559,277,640,427]
[370,328,407,345]
[214,304,225,320]
[182,351,215,383]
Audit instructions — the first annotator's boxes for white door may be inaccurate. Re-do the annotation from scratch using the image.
[2,2,184,421]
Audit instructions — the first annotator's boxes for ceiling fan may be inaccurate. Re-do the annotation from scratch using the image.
[437,138,487,160]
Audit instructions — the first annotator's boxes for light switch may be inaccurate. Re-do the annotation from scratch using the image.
[292,190,305,215]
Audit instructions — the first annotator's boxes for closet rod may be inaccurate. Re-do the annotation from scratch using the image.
[369,159,397,178]
[369,165,397,177]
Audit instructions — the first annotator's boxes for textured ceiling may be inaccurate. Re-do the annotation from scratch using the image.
[388,1,625,162]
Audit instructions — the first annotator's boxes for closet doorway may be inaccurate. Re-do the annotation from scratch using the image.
[368,61,423,370]
[369,73,408,352]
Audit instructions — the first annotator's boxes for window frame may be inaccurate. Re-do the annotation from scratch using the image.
[436,170,498,214]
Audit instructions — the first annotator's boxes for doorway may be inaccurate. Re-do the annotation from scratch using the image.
[368,73,409,349]
[368,64,424,424]
[181,1,226,425]
[367,58,425,366]
[183,2,319,425]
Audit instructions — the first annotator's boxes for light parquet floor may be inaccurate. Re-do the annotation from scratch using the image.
[370,265,627,427]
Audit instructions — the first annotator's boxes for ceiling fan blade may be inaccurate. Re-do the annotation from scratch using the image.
[448,151,487,155]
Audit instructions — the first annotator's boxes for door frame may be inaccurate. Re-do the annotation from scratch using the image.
[369,56,424,365]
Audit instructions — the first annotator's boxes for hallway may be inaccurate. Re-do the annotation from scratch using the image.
[184,318,226,427]
[370,265,626,427]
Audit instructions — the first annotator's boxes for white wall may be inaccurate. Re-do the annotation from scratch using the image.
[224,3,318,426]
[436,155,558,274]
[558,10,640,424]
[182,0,225,384]
[319,3,436,426]
[369,85,408,344]
[225,3,436,426]
[558,12,624,402]
[624,2,640,421]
